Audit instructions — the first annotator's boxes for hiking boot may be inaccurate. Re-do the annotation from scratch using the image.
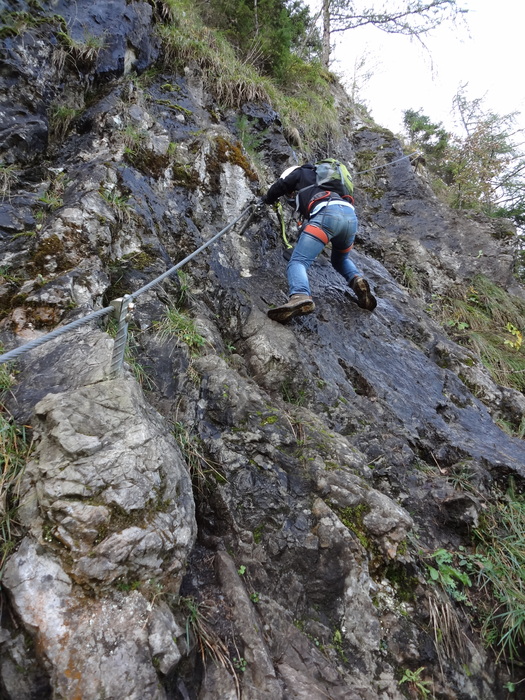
[267,294,315,323]
[350,276,377,311]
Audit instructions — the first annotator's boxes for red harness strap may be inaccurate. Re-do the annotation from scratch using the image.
[303,223,329,244]
[334,243,354,253]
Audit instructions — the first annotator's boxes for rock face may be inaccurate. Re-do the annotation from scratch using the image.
[0,2,523,699]
[2,333,196,699]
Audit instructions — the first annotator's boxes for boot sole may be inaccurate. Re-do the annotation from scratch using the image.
[353,279,377,311]
[267,300,315,323]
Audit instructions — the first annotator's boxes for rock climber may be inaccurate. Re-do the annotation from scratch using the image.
[260,162,377,323]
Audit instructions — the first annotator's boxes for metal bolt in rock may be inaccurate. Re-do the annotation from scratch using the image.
[109,295,135,378]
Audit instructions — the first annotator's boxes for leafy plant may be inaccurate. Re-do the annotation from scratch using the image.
[426,548,472,603]
[398,666,433,698]
[233,656,247,672]
[445,319,469,331]
[503,323,523,351]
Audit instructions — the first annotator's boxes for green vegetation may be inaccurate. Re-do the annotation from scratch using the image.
[333,502,372,549]
[280,377,309,406]
[172,421,224,488]
[48,104,79,143]
[404,87,525,228]
[430,275,525,397]
[0,163,18,201]
[419,481,525,667]
[154,307,207,354]
[470,485,525,662]
[425,548,471,603]
[99,186,132,224]
[0,356,32,578]
[0,10,65,39]
[398,666,433,698]
[155,0,342,153]
[181,596,241,691]
[38,171,67,213]
[55,29,104,70]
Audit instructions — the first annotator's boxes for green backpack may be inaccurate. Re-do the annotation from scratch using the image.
[314,158,354,197]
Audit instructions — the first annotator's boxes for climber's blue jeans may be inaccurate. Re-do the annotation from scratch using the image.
[287,203,360,297]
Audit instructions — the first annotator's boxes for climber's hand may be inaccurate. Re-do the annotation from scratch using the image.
[253,197,267,214]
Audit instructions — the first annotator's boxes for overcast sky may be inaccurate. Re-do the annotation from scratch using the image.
[311,0,525,138]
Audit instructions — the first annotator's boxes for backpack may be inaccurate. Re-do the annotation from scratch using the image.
[314,158,353,197]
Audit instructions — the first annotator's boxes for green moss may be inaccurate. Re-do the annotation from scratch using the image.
[122,248,157,270]
[172,163,200,189]
[382,561,418,603]
[31,234,66,273]
[253,524,265,544]
[124,146,170,179]
[215,137,258,181]
[0,10,64,38]
[333,503,372,549]
[153,98,192,116]
[260,414,278,425]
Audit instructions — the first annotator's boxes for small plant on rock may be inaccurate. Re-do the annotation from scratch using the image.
[48,104,79,143]
[172,421,224,489]
[154,307,207,354]
[399,666,433,698]
[0,163,18,201]
[426,548,472,603]
[0,359,33,576]
[100,186,132,224]
[182,597,242,692]
[55,30,104,71]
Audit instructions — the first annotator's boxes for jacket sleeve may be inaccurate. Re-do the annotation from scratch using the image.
[263,169,302,205]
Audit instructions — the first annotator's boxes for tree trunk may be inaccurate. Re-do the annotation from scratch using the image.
[321,0,331,68]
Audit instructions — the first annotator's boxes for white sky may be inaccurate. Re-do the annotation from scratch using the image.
[310,0,525,138]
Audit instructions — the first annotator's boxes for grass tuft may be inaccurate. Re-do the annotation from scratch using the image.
[434,275,525,394]
[471,483,525,662]
[154,307,207,355]
[156,0,341,154]
[0,357,32,578]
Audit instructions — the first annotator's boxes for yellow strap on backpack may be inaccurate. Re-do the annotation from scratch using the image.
[274,201,293,249]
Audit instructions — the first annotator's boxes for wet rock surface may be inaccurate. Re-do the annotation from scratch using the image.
[0,3,523,699]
